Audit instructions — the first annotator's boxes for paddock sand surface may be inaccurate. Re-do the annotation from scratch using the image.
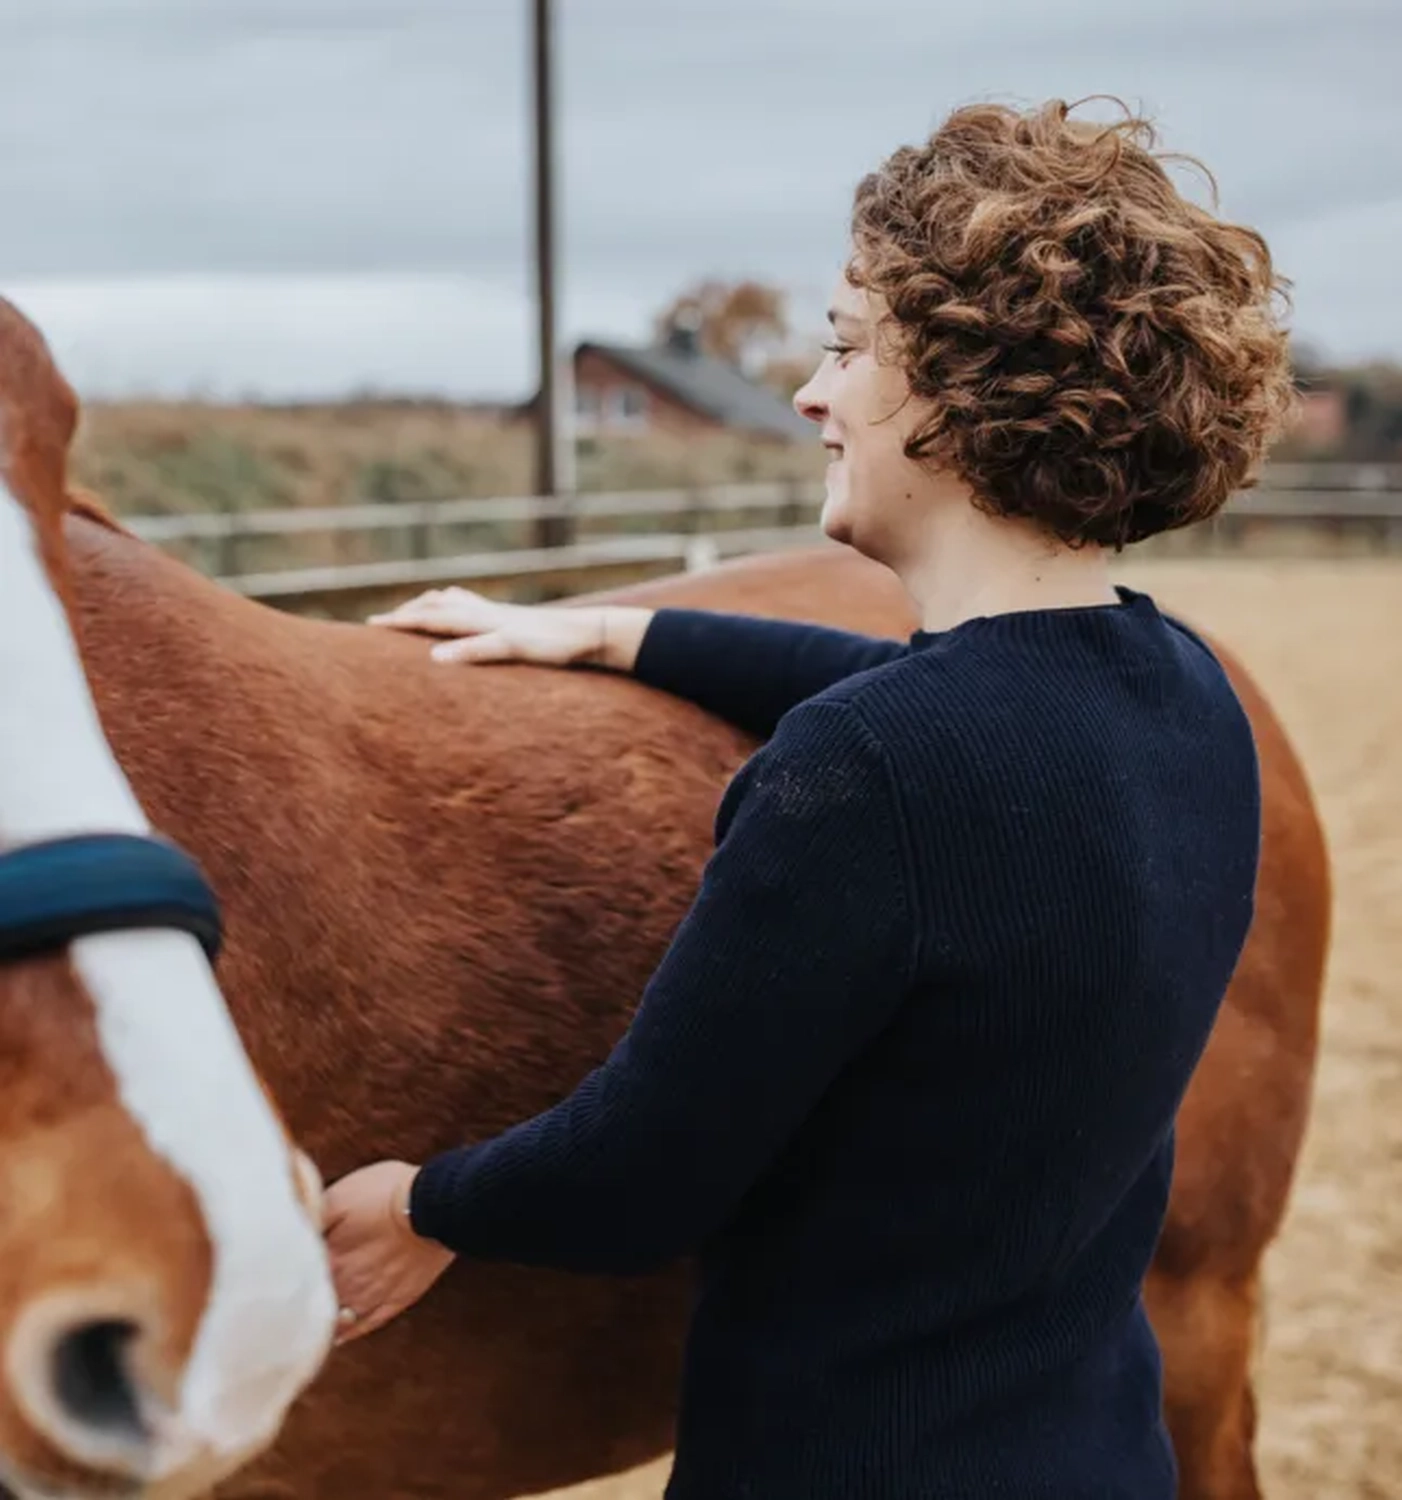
[530,558,1402,1500]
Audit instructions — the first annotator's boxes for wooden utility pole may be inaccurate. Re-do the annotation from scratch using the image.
[531,0,572,547]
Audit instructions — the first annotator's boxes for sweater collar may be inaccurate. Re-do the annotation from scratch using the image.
[908,586,1155,651]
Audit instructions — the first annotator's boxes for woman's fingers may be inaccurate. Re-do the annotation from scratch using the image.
[367,589,506,638]
[367,588,448,623]
[367,611,459,637]
[364,591,591,668]
[367,594,462,624]
[429,632,516,665]
[333,1301,388,1347]
[379,616,473,639]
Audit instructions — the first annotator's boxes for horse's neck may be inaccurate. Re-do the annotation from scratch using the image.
[1,494,152,843]
[66,517,325,835]
[63,522,384,1110]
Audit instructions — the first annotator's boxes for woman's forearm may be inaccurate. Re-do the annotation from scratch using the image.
[626,609,909,738]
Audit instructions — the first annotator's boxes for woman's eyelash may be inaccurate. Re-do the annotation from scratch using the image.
[822,341,855,357]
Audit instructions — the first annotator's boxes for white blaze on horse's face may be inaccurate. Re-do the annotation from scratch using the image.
[0,481,337,1492]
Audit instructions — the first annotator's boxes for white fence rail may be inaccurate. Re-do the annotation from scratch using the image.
[224,525,819,605]
[116,465,1402,616]
[126,480,820,546]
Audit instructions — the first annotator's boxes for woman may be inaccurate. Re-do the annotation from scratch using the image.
[324,97,1293,1498]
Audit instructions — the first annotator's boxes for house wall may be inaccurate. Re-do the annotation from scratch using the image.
[1290,387,1348,452]
[571,348,725,438]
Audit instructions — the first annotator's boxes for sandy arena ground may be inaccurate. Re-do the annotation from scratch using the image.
[533,557,1402,1500]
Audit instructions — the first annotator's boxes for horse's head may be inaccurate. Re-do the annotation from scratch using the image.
[0,298,336,1498]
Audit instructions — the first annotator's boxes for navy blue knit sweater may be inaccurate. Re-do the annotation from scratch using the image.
[410,586,1261,1499]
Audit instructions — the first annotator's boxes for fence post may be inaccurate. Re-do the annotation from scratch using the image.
[217,512,241,580]
[684,487,705,538]
[780,476,804,531]
[410,501,433,562]
[684,535,721,572]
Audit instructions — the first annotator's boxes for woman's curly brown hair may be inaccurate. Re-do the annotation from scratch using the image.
[848,97,1297,548]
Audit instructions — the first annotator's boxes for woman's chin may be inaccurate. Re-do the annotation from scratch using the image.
[820,485,855,547]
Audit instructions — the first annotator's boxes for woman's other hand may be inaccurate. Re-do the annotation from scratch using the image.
[322,1160,455,1346]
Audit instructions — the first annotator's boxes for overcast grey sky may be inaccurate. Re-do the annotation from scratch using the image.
[2,0,1398,399]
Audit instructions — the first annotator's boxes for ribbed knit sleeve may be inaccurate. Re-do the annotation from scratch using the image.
[408,699,917,1272]
[632,608,908,738]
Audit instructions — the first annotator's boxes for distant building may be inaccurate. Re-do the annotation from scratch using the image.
[1290,385,1348,452]
[567,326,812,443]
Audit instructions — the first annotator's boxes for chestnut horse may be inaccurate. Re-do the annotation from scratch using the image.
[0,309,335,1497]
[21,297,1330,1498]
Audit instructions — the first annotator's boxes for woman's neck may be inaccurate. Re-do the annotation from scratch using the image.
[895,498,1119,634]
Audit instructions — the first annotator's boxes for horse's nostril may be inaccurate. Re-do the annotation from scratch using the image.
[51,1318,146,1441]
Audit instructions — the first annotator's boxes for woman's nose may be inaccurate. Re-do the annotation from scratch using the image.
[792,378,826,425]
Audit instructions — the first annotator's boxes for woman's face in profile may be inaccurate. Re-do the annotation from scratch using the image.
[793,278,938,569]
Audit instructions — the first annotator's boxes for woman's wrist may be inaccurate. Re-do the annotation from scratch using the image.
[588,607,653,674]
[391,1162,426,1240]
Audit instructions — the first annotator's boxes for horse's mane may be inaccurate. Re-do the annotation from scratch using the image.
[65,484,128,534]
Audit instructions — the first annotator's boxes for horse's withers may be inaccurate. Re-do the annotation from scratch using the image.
[0,303,336,1499]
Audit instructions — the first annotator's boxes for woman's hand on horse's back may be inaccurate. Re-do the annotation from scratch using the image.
[366,588,653,672]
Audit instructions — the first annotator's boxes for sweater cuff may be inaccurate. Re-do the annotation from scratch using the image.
[631,608,708,696]
[407,1149,473,1249]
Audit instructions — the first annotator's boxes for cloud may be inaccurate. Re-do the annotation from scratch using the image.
[5,270,657,401]
[2,0,1398,396]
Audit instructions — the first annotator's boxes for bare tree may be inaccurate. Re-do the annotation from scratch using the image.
[654,279,790,371]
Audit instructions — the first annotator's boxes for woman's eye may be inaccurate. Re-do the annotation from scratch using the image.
[822,342,855,360]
